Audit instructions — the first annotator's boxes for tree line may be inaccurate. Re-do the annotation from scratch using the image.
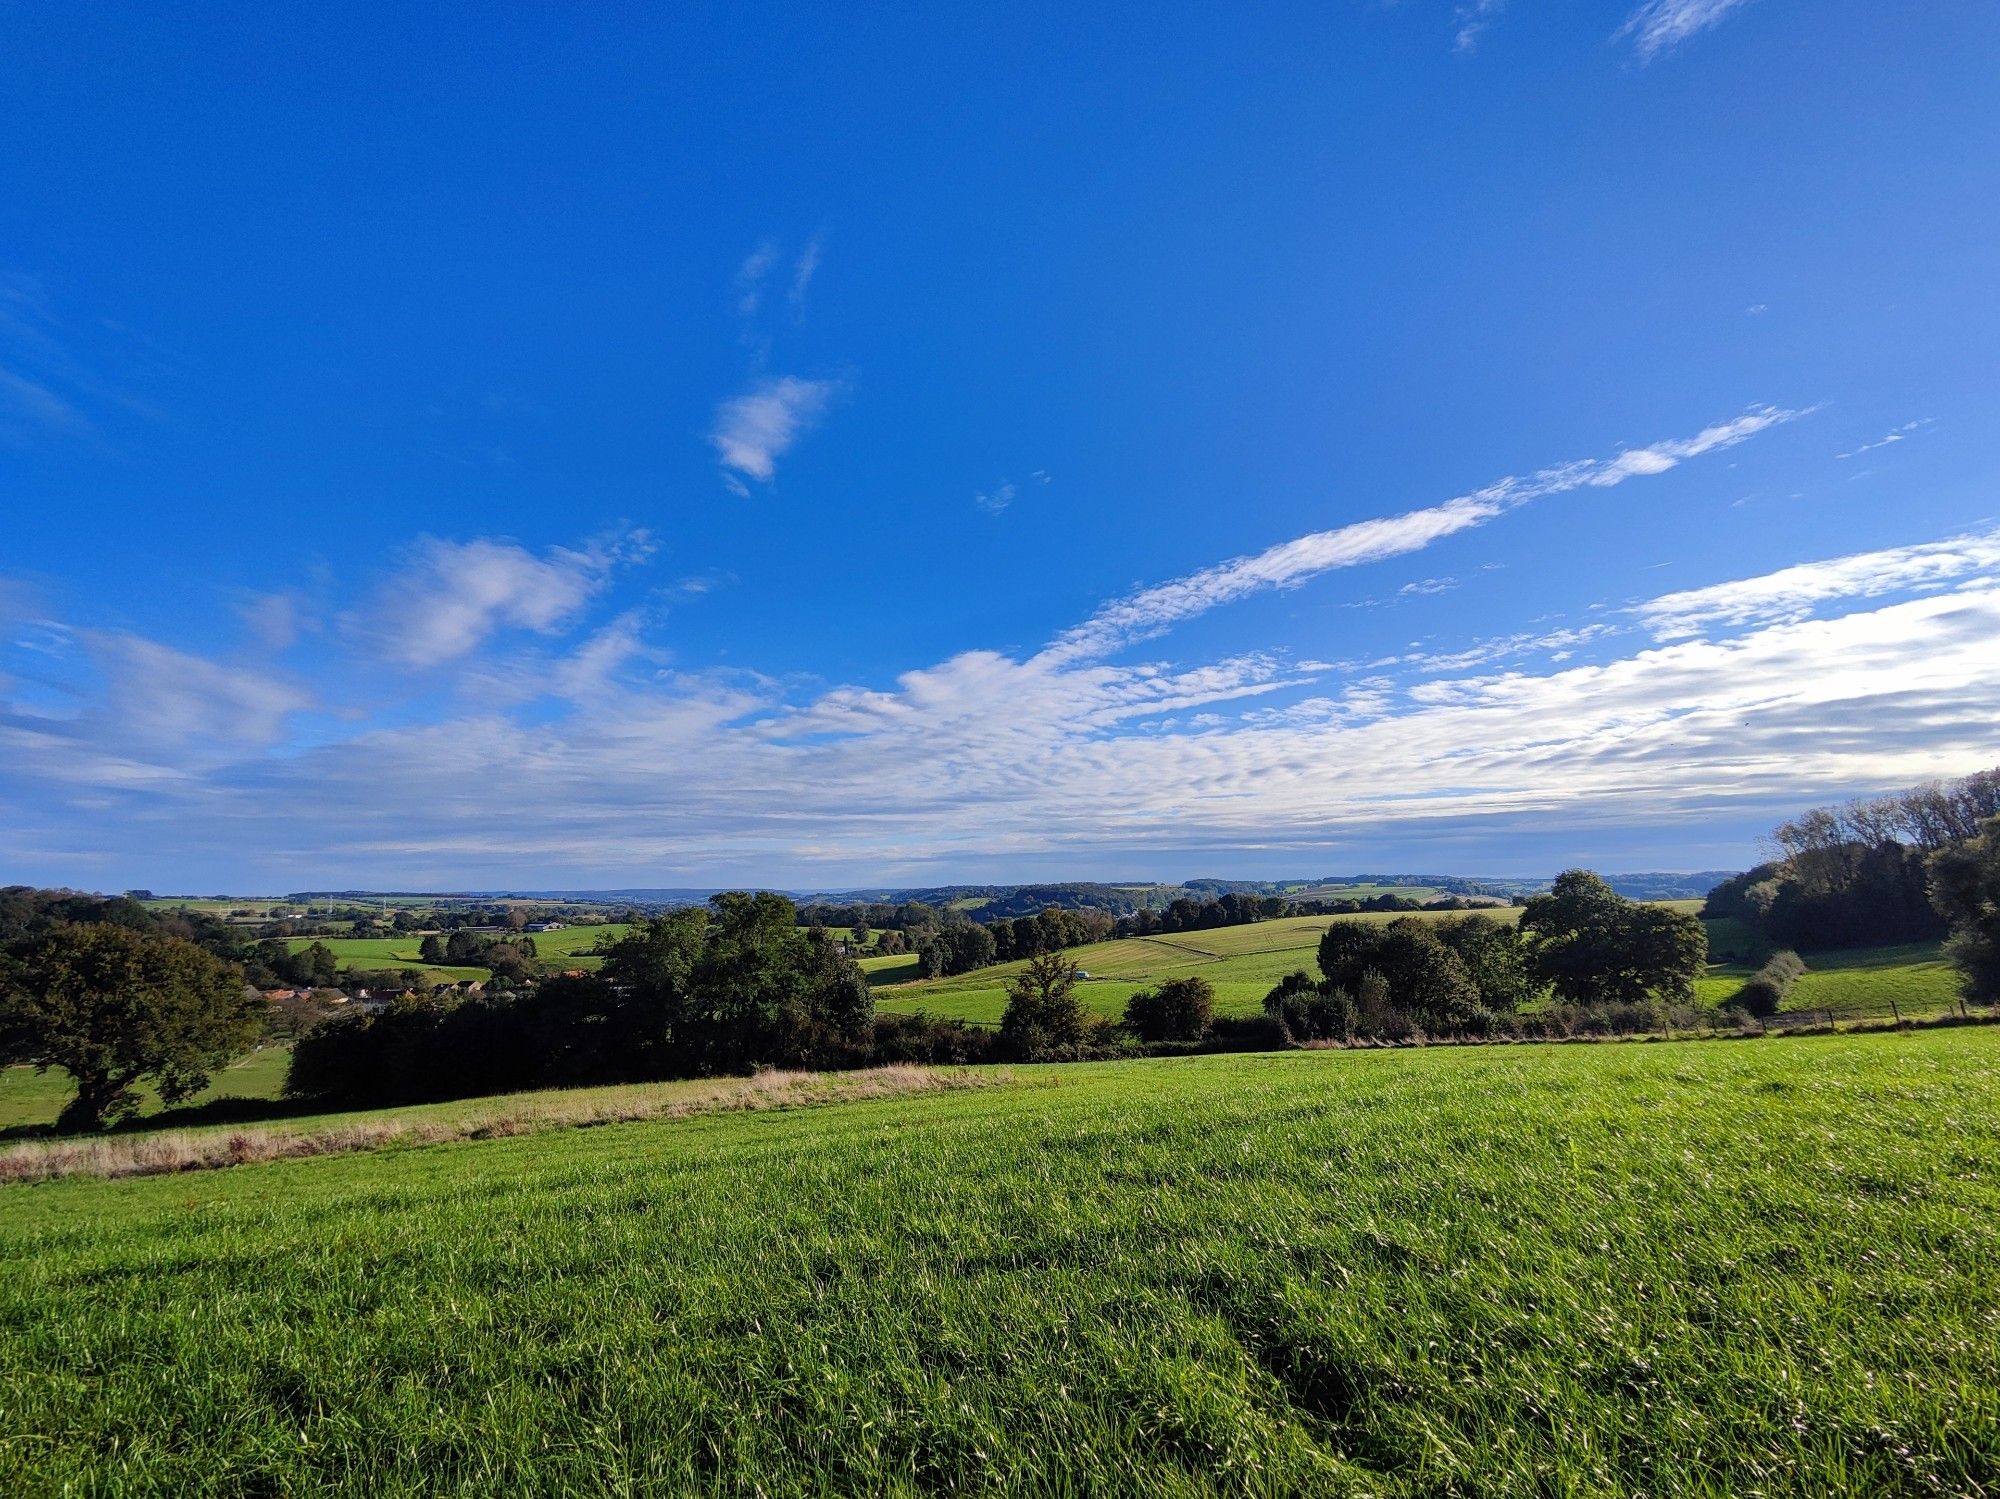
[1704,767,2000,951]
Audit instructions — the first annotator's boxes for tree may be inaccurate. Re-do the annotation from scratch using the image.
[0,922,259,1131]
[1521,870,1707,1006]
[1315,918,1481,1028]
[999,951,1085,1059]
[1930,815,2000,1004]
[1125,976,1214,1042]
[1434,915,1539,1011]
[419,934,447,965]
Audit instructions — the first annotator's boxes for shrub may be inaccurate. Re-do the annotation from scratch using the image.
[1732,950,1805,1018]
[1124,976,1215,1042]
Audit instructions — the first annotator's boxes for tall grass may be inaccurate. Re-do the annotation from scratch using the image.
[3,1032,1998,1494]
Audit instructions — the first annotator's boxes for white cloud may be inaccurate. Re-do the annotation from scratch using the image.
[790,237,823,315]
[1836,418,1934,461]
[1454,0,1505,54]
[87,632,310,751]
[735,240,780,317]
[1634,526,2000,640]
[344,535,645,668]
[974,480,1016,514]
[1399,576,1459,597]
[1618,0,1753,61]
[710,375,841,485]
[1040,405,1799,664]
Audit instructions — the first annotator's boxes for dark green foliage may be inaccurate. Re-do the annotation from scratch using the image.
[1262,970,1356,1043]
[1315,918,1483,1029]
[1522,871,1707,1005]
[1123,976,1215,1041]
[998,951,1086,1059]
[1432,914,1539,1011]
[1733,950,1806,1018]
[1930,815,2000,1004]
[0,922,259,1131]
[915,920,998,978]
[289,895,876,1105]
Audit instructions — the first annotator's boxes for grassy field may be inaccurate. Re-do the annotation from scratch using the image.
[874,907,1967,1029]
[1695,941,1964,1020]
[3,1031,1997,1493]
[0,1047,292,1132]
[874,911,1524,1024]
[282,923,631,981]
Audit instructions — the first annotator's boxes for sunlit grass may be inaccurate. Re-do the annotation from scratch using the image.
[3,1031,1996,1494]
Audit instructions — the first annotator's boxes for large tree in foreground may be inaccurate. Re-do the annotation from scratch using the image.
[0,922,259,1132]
[1520,870,1707,1006]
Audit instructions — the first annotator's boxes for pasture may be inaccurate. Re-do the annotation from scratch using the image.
[282,923,630,981]
[3,1031,1997,1494]
[874,908,1967,1029]
[874,910,1523,1024]
[0,1047,292,1133]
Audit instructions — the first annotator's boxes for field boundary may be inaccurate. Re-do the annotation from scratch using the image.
[0,1065,1005,1186]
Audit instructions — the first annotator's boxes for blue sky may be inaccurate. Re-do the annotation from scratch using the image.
[4,1,1999,892]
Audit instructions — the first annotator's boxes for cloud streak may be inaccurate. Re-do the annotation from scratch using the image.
[1635,526,2000,640]
[1619,0,1754,61]
[1040,406,1800,664]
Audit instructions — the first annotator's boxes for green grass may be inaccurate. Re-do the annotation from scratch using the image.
[1695,942,1965,1020]
[281,924,631,982]
[0,1047,292,1132]
[875,911,1523,1025]
[3,1031,1998,1494]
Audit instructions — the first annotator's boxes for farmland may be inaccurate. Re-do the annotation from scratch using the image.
[282,923,630,982]
[3,1030,1997,1494]
[872,907,1968,1029]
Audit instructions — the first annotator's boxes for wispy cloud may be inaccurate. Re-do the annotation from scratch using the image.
[343,534,649,669]
[87,632,311,751]
[789,237,823,316]
[1618,0,1754,61]
[711,375,842,487]
[1634,525,2000,640]
[734,240,780,317]
[974,480,1016,515]
[1454,0,1505,54]
[1040,405,1801,665]
[1836,418,1934,461]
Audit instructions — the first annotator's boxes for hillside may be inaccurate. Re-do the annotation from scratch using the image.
[4,1032,1997,1494]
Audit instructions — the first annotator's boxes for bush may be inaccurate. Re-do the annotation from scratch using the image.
[1124,977,1215,1041]
[1262,971,1358,1044]
[1732,950,1805,1018]
[867,1012,1000,1066]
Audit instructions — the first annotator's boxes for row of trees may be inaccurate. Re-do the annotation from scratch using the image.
[1271,873,1705,1044]
[1706,767,2000,951]
[288,894,876,1104]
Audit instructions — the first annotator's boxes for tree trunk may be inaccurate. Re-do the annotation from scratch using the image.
[54,1071,130,1134]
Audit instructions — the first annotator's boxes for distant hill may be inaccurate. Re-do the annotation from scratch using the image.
[278,870,1740,915]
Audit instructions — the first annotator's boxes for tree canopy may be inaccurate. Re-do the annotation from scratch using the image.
[0,922,259,1131]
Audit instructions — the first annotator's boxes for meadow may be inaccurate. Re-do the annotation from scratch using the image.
[872,908,1967,1030]
[2,1030,1997,1494]
[0,1047,291,1133]
[282,923,631,982]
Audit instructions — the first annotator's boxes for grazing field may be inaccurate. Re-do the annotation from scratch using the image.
[875,909,1965,1029]
[1695,941,1964,1020]
[282,923,630,981]
[3,1031,1997,1494]
[0,1047,291,1133]
[874,910,1523,1024]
